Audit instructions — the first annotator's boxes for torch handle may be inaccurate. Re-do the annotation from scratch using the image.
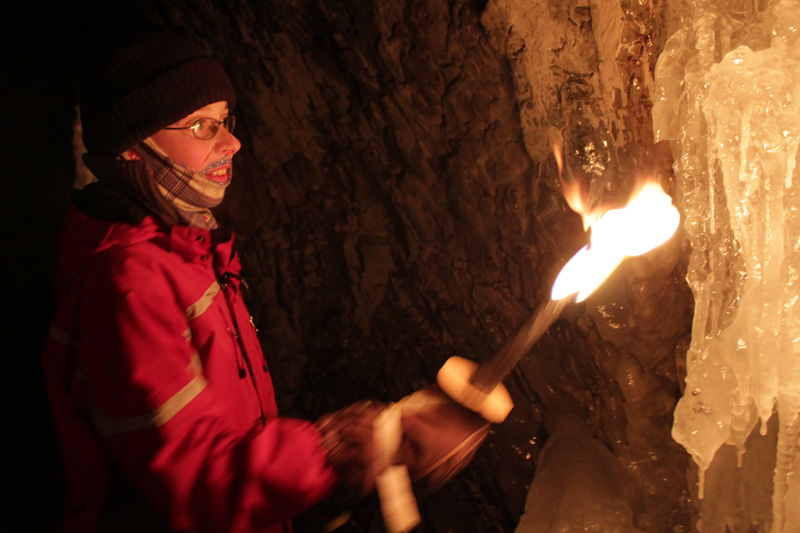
[469,297,569,392]
[436,297,570,423]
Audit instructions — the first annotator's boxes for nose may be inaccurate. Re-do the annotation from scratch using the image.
[217,126,241,156]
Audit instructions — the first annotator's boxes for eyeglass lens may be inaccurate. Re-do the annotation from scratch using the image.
[194,116,236,139]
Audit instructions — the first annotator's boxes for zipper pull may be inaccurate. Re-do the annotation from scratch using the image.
[228,327,246,378]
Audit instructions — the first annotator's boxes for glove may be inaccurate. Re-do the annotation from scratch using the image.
[364,386,491,533]
[314,386,490,507]
[315,400,386,498]
[393,385,491,493]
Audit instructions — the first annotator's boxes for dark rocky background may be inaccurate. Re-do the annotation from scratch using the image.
[1,0,696,531]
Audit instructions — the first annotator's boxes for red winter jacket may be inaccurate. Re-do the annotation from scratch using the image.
[42,205,337,532]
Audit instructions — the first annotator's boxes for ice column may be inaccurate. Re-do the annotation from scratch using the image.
[653,0,800,530]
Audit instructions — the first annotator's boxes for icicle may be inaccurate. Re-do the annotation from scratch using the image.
[772,395,800,532]
[698,466,706,500]
[657,0,800,530]
[785,142,798,189]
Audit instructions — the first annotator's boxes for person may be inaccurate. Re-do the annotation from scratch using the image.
[41,30,384,532]
[42,29,491,533]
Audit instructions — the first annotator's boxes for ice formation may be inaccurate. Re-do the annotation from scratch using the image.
[653,0,800,530]
[516,413,641,533]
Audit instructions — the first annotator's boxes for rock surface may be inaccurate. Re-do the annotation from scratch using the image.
[4,0,696,531]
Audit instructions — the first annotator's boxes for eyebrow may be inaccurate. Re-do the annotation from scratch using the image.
[174,114,226,129]
[169,104,230,129]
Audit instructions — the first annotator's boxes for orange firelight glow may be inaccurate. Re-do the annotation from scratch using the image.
[551,181,680,302]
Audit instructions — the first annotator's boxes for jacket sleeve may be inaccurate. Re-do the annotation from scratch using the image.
[73,250,338,532]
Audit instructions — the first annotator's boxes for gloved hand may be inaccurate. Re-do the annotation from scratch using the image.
[363,386,491,533]
[392,385,491,493]
[314,387,491,504]
[315,400,386,498]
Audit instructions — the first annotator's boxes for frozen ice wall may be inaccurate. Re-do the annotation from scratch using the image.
[516,413,642,533]
[654,0,800,530]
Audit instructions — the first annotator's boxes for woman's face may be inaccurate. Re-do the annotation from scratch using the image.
[149,100,241,184]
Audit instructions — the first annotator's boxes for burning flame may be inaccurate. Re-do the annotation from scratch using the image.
[551,180,680,302]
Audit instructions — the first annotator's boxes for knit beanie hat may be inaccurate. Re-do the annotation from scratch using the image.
[80,31,236,157]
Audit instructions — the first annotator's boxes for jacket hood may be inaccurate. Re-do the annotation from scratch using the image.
[54,203,162,297]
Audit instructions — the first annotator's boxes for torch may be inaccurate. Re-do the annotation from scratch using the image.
[437,179,682,423]
[372,169,680,533]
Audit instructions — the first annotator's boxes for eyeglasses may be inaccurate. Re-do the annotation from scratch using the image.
[164,115,236,140]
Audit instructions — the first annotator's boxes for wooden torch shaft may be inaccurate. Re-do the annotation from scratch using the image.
[469,297,570,392]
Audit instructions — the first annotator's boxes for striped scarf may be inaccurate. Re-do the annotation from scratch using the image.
[123,138,231,229]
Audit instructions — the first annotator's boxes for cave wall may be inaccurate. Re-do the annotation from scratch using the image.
[3,0,696,531]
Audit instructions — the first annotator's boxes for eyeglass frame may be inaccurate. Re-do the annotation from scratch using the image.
[163,115,236,140]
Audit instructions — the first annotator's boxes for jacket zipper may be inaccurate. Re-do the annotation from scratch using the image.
[217,271,267,424]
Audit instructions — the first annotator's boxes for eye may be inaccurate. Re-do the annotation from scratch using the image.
[223,115,236,134]
[192,118,218,138]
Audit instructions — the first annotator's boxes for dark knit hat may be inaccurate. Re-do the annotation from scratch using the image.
[80,31,236,157]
